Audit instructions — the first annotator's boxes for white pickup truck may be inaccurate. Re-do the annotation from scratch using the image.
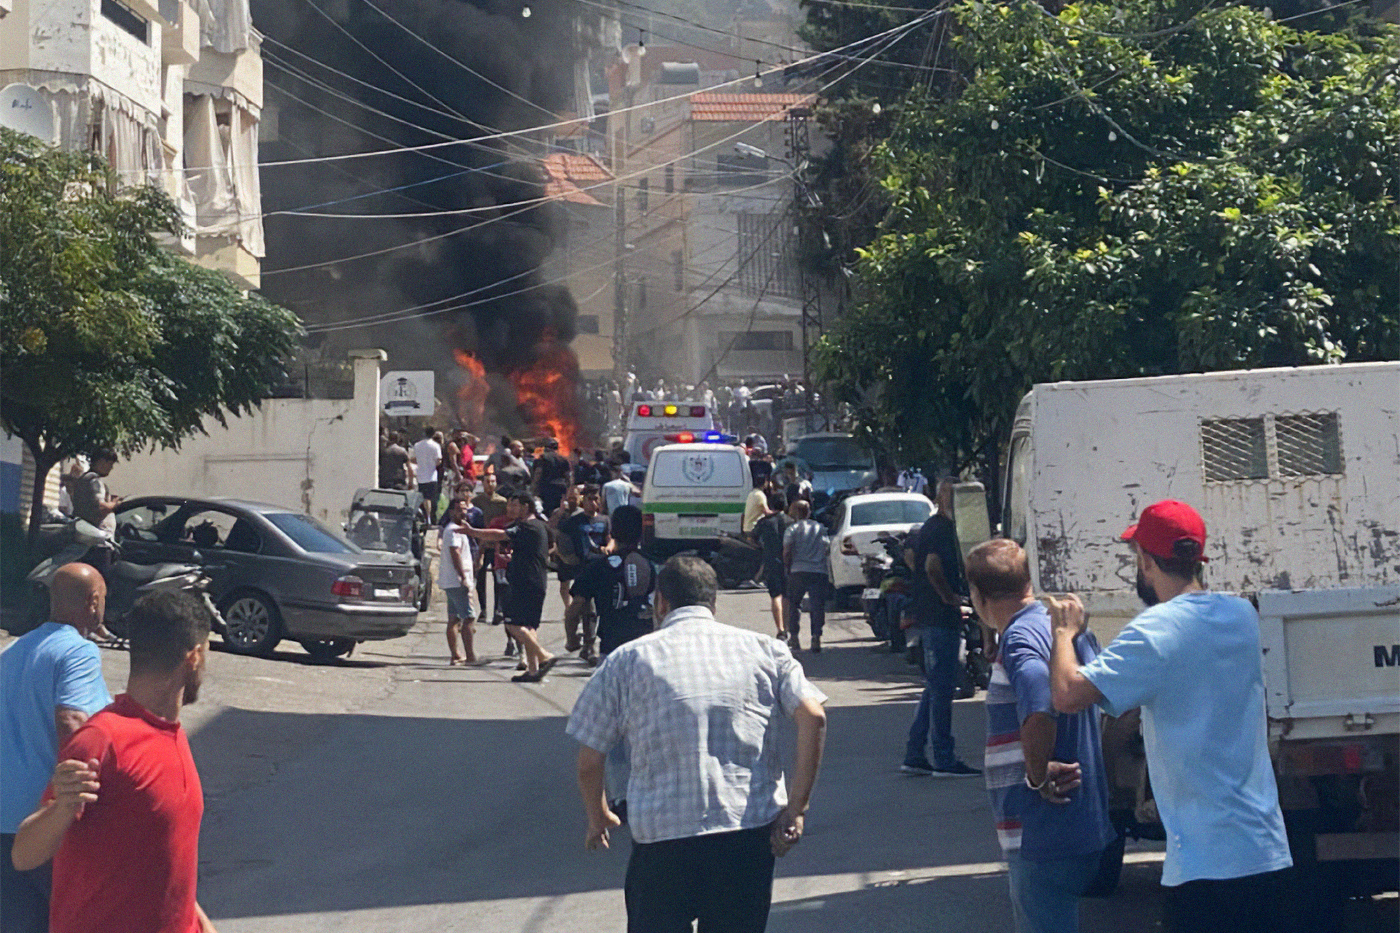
[995,361,1399,903]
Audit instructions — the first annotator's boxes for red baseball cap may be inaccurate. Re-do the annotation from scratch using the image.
[1121,500,1208,562]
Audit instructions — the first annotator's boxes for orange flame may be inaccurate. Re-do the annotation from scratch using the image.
[508,339,582,454]
[452,349,490,430]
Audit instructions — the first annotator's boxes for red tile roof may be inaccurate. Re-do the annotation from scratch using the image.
[688,93,818,123]
[540,153,614,206]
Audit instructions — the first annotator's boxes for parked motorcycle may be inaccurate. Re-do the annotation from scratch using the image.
[860,531,914,651]
[709,532,764,590]
[26,519,224,638]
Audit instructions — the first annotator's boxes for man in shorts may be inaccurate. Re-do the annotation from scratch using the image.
[461,495,557,682]
[440,497,481,665]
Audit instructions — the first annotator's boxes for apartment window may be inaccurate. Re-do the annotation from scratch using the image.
[1200,412,1342,482]
[102,0,150,42]
[575,315,600,335]
[735,212,801,299]
[664,165,675,193]
[637,178,649,213]
[671,250,684,291]
[719,331,794,352]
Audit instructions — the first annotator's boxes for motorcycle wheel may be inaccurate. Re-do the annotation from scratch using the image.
[300,638,355,662]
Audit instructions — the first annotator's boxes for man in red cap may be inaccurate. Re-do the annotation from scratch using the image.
[1044,500,1292,933]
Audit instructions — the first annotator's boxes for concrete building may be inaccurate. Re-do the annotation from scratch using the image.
[0,0,265,289]
[539,152,618,380]
[1,0,266,526]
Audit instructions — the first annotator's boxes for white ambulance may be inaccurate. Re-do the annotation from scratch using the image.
[623,401,719,469]
[641,441,749,552]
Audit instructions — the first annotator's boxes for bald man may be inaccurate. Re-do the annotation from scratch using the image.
[2,563,113,933]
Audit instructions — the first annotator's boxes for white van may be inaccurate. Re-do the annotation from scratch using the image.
[623,401,719,468]
[641,443,750,551]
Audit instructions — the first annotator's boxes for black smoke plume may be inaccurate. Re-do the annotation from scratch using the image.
[251,0,598,433]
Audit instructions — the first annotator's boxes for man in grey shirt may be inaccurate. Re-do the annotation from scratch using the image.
[783,499,831,653]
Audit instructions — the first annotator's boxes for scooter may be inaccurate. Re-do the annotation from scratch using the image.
[861,532,914,650]
[27,520,224,638]
[709,532,764,590]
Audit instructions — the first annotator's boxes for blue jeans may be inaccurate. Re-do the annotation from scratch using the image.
[1006,848,1103,933]
[903,624,960,767]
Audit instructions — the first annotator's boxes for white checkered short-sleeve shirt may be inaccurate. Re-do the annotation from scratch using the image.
[566,605,828,844]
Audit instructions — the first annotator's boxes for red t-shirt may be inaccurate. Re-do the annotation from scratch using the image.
[46,694,203,933]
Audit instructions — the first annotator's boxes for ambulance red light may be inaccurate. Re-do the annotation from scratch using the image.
[637,405,652,417]
[663,432,696,443]
[690,406,707,418]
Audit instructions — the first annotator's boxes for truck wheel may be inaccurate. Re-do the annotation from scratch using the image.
[219,591,282,656]
[417,576,432,612]
[300,638,355,662]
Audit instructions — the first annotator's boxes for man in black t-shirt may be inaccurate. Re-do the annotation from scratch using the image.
[461,495,557,682]
[754,492,791,638]
[566,506,655,662]
[531,438,573,516]
[900,479,979,777]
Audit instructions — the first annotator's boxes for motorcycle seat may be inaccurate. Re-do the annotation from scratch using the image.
[110,562,195,584]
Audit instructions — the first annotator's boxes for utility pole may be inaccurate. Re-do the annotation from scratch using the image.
[612,191,628,385]
[786,105,821,413]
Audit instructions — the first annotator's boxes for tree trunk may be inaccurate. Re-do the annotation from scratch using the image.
[25,441,58,552]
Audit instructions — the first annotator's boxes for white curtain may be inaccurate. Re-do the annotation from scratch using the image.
[195,0,253,54]
[182,94,264,257]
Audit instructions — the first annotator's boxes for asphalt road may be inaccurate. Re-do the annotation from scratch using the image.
[14,584,1397,932]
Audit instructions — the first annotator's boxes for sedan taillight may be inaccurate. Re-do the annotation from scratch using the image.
[841,536,858,556]
[332,575,364,599]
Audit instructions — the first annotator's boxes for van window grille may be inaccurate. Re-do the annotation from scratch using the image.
[1200,418,1268,481]
[1275,413,1342,477]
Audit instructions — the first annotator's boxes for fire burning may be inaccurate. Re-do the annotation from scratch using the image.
[507,337,582,454]
[452,349,490,429]
[450,336,583,453]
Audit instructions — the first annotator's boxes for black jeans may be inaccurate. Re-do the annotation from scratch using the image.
[1163,869,1288,933]
[1,833,51,933]
[626,825,776,933]
[784,572,828,638]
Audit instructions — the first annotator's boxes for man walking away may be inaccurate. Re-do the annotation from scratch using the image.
[755,492,791,639]
[901,479,980,778]
[13,590,218,933]
[1,564,112,933]
[413,427,443,522]
[603,463,640,518]
[967,540,1114,933]
[461,495,557,682]
[379,433,411,490]
[566,505,654,662]
[1048,500,1292,933]
[559,487,608,661]
[782,500,830,653]
[567,556,828,933]
[532,437,572,517]
[441,497,480,665]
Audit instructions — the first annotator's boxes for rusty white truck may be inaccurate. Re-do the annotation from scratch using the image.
[994,361,1399,913]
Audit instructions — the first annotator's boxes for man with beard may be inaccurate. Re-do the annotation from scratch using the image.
[13,590,218,933]
[1046,500,1291,933]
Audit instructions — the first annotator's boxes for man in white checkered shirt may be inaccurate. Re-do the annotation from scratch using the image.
[567,555,828,933]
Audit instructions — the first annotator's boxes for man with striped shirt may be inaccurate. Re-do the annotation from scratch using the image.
[969,539,1114,933]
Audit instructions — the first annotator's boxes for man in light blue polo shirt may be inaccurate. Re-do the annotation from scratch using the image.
[1,563,113,933]
[1046,500,1291,933]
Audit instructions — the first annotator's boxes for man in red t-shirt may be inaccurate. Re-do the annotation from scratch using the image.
[12,590,217,933]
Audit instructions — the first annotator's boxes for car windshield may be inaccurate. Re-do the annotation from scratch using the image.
[850,499,932,527]
[791,437,872,471]
[266,512,361,554]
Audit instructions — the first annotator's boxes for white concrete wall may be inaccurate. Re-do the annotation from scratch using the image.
[114,352,386,526]
[29,0,163,115]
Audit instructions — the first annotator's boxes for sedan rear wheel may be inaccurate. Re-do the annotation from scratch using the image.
[220,592,282,656]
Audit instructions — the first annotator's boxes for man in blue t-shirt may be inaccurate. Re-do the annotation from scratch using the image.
[1,563,113,933]
[969,539,1114,933]
[1048,500,1292,933]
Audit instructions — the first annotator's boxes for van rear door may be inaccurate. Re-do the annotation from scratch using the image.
[644,446,747,542]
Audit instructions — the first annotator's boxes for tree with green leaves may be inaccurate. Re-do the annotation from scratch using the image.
[813,0,1399,484]
[0,128,302,542]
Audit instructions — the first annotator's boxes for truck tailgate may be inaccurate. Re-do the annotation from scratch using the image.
[1259,587,1400,741]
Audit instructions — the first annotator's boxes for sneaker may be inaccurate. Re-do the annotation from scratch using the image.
[787,634,801,652]
[504,641,518,658]
[900,759,936,776]
[516,659,528,671]
[564,636,582,653]
[810,636,822,654]
[931,761,982,778]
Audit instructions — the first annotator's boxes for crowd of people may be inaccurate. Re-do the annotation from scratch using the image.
[4,414,1296,933]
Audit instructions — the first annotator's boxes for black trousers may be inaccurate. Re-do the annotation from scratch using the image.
[1,833,51,933]
[784,572,828,638]
[1163,869,1288,933]
[625,826,776,933]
